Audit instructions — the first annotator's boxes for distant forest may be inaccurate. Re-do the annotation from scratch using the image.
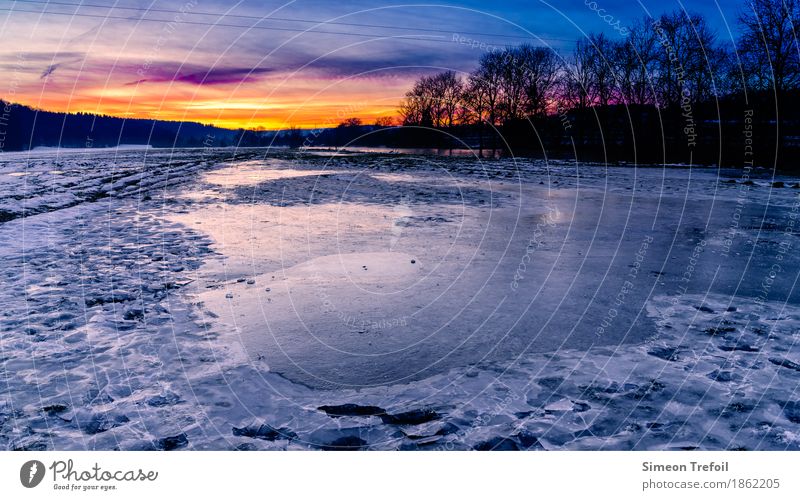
[0,102,239,152]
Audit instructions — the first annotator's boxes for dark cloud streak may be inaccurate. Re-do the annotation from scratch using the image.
[40,63,60,79]
[126,64,275,86]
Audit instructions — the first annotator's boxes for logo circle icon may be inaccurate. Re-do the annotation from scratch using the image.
[20,460,46,488]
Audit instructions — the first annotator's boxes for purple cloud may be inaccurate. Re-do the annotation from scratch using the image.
[129,63,274,86]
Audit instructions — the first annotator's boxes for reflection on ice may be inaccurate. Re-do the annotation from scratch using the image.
[204,160,338,187]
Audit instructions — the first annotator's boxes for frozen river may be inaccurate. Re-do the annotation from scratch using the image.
[1,147,798,450]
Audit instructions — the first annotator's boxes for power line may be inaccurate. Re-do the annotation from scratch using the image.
[0,6,453,42]
[7,0,577,44]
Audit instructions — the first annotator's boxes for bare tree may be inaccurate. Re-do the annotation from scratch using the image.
[374,116,396,127]
[738,0,800,96]
[651,11,719,108]
[338,117,362,127]
[498,48,529,120]
[399,76,434,126]
[564,39,596,110]
[518,45,562,117]
[587,33,616,107]
[461,76,487,124]
[432,71,464,127]
[398,71,463,127]
[471,51,505,125]
[652,11,689,108]
[683,13,720,104]
[619,18,658,106]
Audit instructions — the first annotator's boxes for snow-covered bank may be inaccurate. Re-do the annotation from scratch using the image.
[1,149,798,450]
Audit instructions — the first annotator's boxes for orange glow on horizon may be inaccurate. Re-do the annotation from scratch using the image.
[4,95,402,130]
[1,66,410,131]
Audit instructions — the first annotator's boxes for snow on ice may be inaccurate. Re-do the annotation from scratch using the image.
[1,147,798,450]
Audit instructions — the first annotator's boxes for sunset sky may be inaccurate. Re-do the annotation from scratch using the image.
[0,0,744,130]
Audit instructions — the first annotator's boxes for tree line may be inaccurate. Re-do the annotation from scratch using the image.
[0,101,239,152]
[395,0,800,168]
